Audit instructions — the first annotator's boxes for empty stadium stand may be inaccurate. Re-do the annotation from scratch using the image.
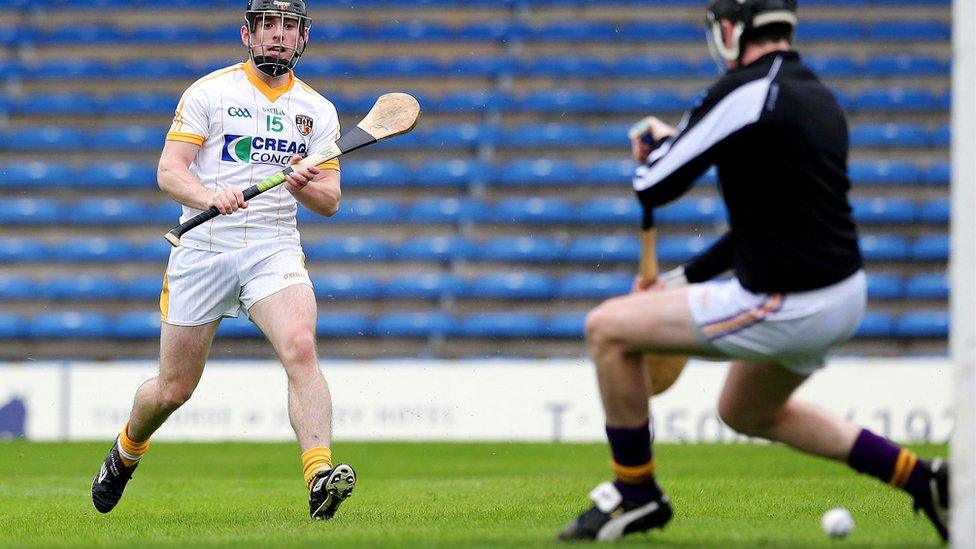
[0,0,951,360]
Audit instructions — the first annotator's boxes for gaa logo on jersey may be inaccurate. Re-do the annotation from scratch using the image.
[222,134,308,166]
[295,114,313,136]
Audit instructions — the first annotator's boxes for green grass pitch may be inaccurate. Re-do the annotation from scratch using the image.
[0,441,946,547]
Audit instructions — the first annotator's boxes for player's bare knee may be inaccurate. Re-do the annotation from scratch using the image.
[584,305,617,350]
[279,331,318,372]
[158,383,194,411]
[718,399,775,437]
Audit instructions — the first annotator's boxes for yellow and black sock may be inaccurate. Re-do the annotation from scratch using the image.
[302,447,333,490]
[117,421,150,468]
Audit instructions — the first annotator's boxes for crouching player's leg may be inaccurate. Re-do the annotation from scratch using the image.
[703,272,948,542]
[558,286,708,541]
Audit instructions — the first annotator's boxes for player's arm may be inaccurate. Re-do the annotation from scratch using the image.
[282,155,341,217]
[157,140,247,215]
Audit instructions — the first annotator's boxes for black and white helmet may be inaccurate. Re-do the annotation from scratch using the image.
[244,0,311,76]
[706,0,797,63]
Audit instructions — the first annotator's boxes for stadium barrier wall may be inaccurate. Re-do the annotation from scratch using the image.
[0,359,951,444]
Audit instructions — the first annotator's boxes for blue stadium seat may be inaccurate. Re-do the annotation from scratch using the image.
[579,159,637,186]
[657,235,717,262]
[0,199,64,225]
[311,274,384,300]
[41,275,121,300]
[455,21,517,41]
[849,123,931,148]
[868,21,950,41]
[375,312,454,338]
[795,21,865,40]
[53,237,135,263]
[306,22,369,43]
[123,276,163,300]
[520,55,609,77]
[924,162,950,186]
[895,311,949,338]
[912,235,949,261]
[565,235,639,263]
[547,312,586,339]
[362,56,442,77]
[803,56,860,77]
[67,198,146,225]
[316,312,374,337]
[397,236,479,262]
[867,273,903,300]
[417,159,488,189]
[121,24,208,43]
[2,126,88,151]
[385,273,467,300]
[28,311,111,339]
[603,89,689,113]
[375,20,453,42]
[406,198,487,225]
[21,58,113,79]
[132,239,171,263]
[479,236,567,263]
[578,197,641,225]
[0,238,52,262]
[858,234,910,261]
[516,89,603,114]
[216,315,262,338]
[862,55,949,77]
[529,21,617,42]
[113,311,161,339]
[503,123,588,148]
[340,160,413,189]
[855,311,894,338]
[850,197,916,224]
[74,162,157,190]
[147,202,182,225]
[489,197,578,224]
[905,274,949,300]
[494,159,580,187]
[89,125,163,151]
[0,276,36,300]
[327,198,402,225]
[304,237,393,262]
[611,58,696,78]
[299,58,360,79]
[918,198,950,224]
[113,58,193,79]
[433,89,513,113]
[100,93,176,116]
[12,91,98,115]
[444,56,519,78]
[931,125,950,148]
[848,161,922,185]
[456,313,547,338]
[556,273,632,299]
[853,88,941,112]
[423,123,499,149]
[0,313,26,339]
[466,273,556,300]
[617,21,700,41]
[587,123,633,148]
[657,197,726,224]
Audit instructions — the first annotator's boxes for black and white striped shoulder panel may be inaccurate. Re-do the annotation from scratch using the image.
[634,57,784,192]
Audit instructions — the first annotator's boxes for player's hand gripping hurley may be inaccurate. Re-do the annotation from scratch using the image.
[163,92,421,246]
[637,227,689,397]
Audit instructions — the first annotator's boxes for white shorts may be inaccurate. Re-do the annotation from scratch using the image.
[688,270,866,374]
[161,240,311,326]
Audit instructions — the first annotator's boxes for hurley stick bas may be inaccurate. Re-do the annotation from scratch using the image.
[638,228,689,397]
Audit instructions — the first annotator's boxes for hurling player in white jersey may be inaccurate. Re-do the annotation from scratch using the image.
[91,0,356,522]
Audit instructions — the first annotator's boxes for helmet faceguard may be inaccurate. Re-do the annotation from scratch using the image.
[705,0,797,68]
[244,0,310,77]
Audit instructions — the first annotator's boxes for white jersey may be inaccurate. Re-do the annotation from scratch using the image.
[166,62,340,252]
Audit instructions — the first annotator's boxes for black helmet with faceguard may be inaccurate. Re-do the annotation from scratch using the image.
[706,0,797,64]
[244,0,310,76]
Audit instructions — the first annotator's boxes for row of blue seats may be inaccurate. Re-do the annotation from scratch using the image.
[0,309,949,340]
[0,196,950,227]
[0,53,952,81]
[0,234,951,264]
[0,89,953,119]
[0,20,951,46]
[0,159,952,189]
[0,0,950,10]
[0,272,948,302]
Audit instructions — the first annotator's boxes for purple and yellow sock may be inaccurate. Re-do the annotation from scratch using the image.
[301,447,333,490]
[847,429,928,500]
[606,421,662,503]
[117,421,150,468]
